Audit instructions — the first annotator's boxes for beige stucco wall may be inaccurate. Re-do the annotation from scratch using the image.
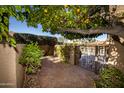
[0,44,17,88]
[0,43,55,88]
[40,45,55,56]
[108,37,124,73]
[0,44,25,88]
[16,44,25,88]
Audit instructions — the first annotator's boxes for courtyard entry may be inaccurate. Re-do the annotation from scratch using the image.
[79,41,109,73]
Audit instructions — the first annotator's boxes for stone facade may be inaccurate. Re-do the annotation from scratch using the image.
[108,36,124,73]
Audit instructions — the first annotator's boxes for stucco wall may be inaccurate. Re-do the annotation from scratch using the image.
[75,46,81,65]
[68,46,75,65]
[40,45,55,56]
[0,44,26,88]
[0,44,55,88]
[108,38,124,73]
[0,44,17,88]
[16,44,25,88]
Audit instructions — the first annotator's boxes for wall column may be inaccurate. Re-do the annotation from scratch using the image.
[74,46,81,65]
[0,44,17,88]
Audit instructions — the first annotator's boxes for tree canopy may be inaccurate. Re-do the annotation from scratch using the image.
[0,5,124,47]
[24,5,110,39]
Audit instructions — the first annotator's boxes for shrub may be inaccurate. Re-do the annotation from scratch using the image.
[55,44,76,64]
[19,42,43,74]
[55,44,71,63]
[95,65,124,88]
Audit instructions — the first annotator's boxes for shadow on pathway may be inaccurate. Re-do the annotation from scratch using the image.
[38,56,96,88]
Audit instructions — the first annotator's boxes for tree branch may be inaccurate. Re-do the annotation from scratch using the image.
[58,25,124,38]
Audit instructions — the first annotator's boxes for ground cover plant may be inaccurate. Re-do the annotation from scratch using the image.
[95,65,124,88]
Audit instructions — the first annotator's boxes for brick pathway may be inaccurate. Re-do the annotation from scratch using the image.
[38,56,96,88]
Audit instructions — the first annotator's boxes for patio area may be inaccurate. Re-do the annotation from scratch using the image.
[37,56,96,88]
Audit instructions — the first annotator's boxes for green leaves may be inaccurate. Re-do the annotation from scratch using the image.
[9,38,16,47]
[15,6,22,11]
[19,42,44,74]
[95,65,124,88]
[24,5,110,39]
[0,16,2,22]
[55,44,72,64]
[0,35,2,42]
[25,67,33,74]
[0,23,4,32]
[0,5,111,46]
[3,16,9,25]
[0,6,27,47]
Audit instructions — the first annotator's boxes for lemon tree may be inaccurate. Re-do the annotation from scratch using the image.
[0,5,124,46]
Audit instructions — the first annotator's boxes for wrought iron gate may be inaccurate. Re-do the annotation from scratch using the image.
[79,45,108,74]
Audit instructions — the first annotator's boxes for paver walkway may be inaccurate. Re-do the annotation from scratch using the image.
[38,56,96,88]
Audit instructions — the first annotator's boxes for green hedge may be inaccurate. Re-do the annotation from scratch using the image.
[95,65,124,88]
[55,44,73,63]
[19,42,44,74]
